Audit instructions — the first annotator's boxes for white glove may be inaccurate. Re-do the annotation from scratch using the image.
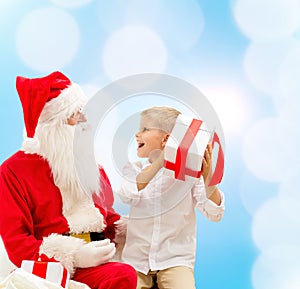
[74,239,116,268]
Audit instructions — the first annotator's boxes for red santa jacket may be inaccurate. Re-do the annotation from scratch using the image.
[0,151,120,268]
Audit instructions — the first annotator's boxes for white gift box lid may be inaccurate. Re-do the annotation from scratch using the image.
[164,114,213,181]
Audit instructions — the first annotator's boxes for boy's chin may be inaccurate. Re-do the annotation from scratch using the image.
[137,151,147,159]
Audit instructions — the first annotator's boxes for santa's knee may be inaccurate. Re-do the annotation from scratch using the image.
[113,263,137,288]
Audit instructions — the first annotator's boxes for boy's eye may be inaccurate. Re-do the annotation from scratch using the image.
[142,127,149,132]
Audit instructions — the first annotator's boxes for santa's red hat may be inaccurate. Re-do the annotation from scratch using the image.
[16,71,87,140]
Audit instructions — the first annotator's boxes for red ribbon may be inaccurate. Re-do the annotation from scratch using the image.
[164,118,225,185]
[164,118,203,181]
[208,132,224,186]
[38,254,57,262]
[61,267,69,288]
[31,254,69,288]
[32,260,48,279]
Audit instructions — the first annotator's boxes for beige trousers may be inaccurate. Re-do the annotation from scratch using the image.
[137,266,196,289]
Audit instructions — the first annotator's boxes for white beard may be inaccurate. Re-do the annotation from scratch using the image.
[35,121,100,214]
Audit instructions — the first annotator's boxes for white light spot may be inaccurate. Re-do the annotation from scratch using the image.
[242,117,289,182]
[252,197,300,251]
[16,7,80,72]
[96,1,129,33]
[200,84,250,136]
[49,0,94,8]
[278,167,300,200]
[125,0,204,50]
[277,166,300,222]
[81,84,103,100]
[239,172,277,215]
[278,44,300,102]
[102,26,168,81]
[244,39,300,98]
[233,0,300,41]
[252,248,300,289]
[276,109,300,168]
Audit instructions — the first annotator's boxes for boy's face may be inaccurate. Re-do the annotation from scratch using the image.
[136,116,167,158]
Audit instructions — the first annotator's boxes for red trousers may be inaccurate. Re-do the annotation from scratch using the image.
[72,262,137,289]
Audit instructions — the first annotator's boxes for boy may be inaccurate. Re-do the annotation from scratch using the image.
[118,106,225,289]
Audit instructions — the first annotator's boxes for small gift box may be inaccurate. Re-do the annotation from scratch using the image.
[164,114,224,185]
[21,254,70,288]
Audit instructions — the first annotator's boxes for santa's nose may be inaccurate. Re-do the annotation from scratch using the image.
[67,111,87,126]
[76,112,87,123]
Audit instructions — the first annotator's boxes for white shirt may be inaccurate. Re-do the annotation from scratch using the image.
[118,161,225,275]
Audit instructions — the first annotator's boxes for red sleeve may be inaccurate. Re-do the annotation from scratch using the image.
[93,167,120,241]
[0,165,41,267]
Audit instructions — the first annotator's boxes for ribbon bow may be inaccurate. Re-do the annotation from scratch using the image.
[38,253,58,262]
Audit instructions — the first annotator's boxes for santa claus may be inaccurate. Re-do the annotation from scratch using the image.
[0,71,136,289]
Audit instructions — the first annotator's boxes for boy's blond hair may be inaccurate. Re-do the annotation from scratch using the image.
[141,106,181,133]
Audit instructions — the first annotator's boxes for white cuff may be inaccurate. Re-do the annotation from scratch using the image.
[39,233,86,276]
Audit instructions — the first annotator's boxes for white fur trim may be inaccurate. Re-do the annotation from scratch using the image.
[21,137,40,154]
[64,199,106,234]
[40,83,87,124]
[39,233,85,277]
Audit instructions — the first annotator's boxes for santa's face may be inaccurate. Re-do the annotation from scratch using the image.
[67,111,87,126]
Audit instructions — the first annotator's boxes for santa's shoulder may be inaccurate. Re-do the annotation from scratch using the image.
[1,150,48,175]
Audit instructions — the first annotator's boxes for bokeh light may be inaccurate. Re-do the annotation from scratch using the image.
[102,26,168,80]
[16,7,80,72]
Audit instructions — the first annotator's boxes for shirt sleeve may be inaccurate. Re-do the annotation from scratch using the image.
[118,162,143,206]
[192,177,225,222]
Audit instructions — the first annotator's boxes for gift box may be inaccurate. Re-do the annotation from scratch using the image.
[164,114,224,185]
[21,257,70,288]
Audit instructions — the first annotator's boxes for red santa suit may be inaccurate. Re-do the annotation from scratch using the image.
[0,72,136,289]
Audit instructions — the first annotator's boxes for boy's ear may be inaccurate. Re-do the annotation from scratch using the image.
[162,134,170,147]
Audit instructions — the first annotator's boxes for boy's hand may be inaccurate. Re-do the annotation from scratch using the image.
[202,144,221,204]
[149,149,164,167]
[201,143,213,184]
[136,149,164,191]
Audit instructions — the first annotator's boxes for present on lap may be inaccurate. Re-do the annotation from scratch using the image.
[21,254,70,288]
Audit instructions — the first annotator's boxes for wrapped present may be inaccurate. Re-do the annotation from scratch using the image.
[21,255,70,288]
[164,114,224,185]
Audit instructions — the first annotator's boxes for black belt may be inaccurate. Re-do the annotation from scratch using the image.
[63,231,105,242]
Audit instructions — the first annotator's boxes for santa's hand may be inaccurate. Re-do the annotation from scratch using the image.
[74,239,116,268]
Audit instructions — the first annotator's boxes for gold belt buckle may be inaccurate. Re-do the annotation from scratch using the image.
[70,232,91,243]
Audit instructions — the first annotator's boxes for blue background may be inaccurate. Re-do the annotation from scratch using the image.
[1,1,299,289]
